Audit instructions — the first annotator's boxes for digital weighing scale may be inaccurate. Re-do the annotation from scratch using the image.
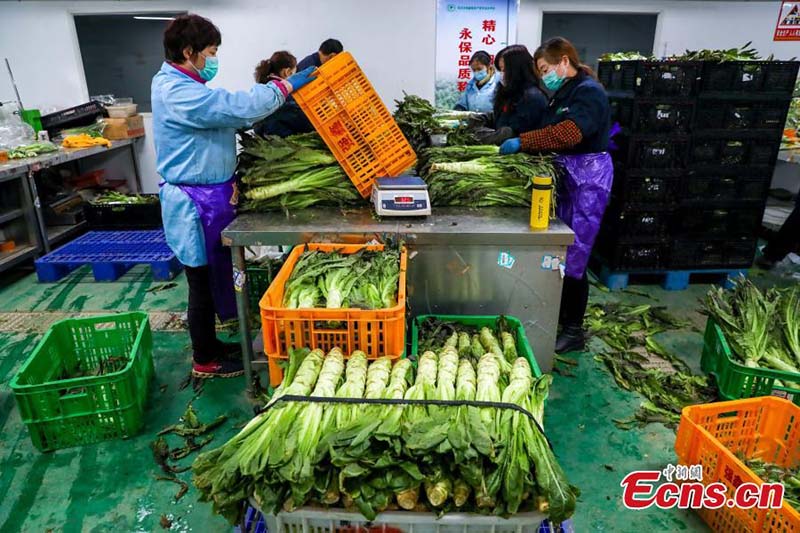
[371,176,431,216]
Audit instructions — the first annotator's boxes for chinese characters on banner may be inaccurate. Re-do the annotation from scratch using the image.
[774,1,800,41]
[435,0,518,108]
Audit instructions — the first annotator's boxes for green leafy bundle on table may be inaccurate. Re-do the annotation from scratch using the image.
[394,93,481,153]
[598,52,653,61]
[192,347,577,525]
[91,191,158,205]
[237,132,363,213]
[417,145,558,207]
[586,303,717,429]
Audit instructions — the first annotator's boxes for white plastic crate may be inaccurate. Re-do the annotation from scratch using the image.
[258,505,567,533]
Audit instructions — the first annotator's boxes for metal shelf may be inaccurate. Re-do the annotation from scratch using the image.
[0,140,135,181]
[0,208,24,225]
[0,244,38,271]
[46,221,87,247]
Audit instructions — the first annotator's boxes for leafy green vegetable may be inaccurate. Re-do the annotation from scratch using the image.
[704,279,800,376]
[586,302,717,428]
[282,247,401,310]
[237,132,363,213]
[192,348,577,525]
[417,146,558,207]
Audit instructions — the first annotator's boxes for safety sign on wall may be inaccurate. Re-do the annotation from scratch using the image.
[774,1,800,41]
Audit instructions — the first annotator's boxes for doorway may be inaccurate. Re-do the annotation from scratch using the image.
[541,13,658,71]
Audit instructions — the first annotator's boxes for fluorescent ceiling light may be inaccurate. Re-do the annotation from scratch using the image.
[133,16,175,21]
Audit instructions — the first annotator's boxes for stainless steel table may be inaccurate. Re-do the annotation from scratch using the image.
[222,208,574,393]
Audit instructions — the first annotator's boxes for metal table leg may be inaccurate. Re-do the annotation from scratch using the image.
[232,245,256,396]
[129,139,143,192]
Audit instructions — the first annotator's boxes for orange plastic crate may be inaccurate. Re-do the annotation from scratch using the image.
[259,243,407,386]
[675,397,800,532]
[293,52,416,198]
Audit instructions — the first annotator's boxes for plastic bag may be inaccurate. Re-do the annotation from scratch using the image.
[0,104,34,150]
[555,152,614,279]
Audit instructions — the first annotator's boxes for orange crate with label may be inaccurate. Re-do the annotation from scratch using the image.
[293,52,416,198]
[259,243,406,386]
[675,397,800,532]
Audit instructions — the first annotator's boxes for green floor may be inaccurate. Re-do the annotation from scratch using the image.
[0,264,786,532]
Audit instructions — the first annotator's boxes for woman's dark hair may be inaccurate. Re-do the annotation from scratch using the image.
[163,14,222,63]
[534,36,595,79]
[319,38,343,55]
[470,51,491,68]
[254,51,297,83]
[493,45,539,117]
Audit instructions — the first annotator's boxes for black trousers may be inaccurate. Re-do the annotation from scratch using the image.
[559,274,589,328]
[763,197,800,262]
[184,265,220,364]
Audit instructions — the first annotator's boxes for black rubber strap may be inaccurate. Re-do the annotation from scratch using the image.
[258,394,553,451]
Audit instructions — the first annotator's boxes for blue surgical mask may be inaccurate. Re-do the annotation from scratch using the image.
[473,69,488,82]
[542,64,565,92]
[194,55,218,81]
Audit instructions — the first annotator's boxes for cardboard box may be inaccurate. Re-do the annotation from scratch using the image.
[103,115,145,140]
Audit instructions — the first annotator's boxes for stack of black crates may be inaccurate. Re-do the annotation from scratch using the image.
[594,58,799,273]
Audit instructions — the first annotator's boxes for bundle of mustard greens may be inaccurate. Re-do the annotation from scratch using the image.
[417,145,558,207]
[282,247,401,310]
[237,132,363,212]
[192,345,578,526]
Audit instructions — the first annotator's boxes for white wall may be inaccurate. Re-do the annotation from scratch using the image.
[0,0,794,192]
[519,1,797,60]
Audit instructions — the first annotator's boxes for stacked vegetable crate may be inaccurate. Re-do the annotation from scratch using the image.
[597,59,799,273]
[597,60,698,271]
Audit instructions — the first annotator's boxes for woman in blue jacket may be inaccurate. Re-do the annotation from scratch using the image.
[151,14,315,378]
[501,37,613,355]
[454,51,499,113]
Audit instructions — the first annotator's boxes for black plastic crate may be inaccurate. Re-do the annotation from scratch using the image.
[602,204,673,240]
[615,135,690,170]
[690,137,781,169]
[609,97,635,129]
[634,99,694,134]
[40,101,105,135]
[693,99,792,132]
[700,61,799,95]
[595,237,669,270]
[84,196,162,229]
[680,173,771,203]
[670,238,757,269]
[674,202,765,238]
[612,168,682,206]
[637,61,702,97]
[599,61,640,92]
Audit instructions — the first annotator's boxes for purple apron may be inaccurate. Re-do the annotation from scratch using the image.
[179,178,238,320]
[555,153,614,279]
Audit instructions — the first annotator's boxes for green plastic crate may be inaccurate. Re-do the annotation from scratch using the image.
[247,266,275,312]
[701,318,800,406]
[9,312,154,452]
[410,314,542,377]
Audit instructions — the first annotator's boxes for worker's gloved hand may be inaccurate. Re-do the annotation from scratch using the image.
[499,137,521,155]
[286,67,317,92]
[475,126,514,146]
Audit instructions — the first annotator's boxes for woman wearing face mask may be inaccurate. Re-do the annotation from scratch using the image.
[499,37,613,355]
[152,14,316,379]
[493,45,547,139]
[252,51,314,138]
[453,51,499,113]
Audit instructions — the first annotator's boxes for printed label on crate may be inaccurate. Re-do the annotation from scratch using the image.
[232,268,245,292]
[497,251,515,269]
[620,465,786,511]
[771,389,795,402]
